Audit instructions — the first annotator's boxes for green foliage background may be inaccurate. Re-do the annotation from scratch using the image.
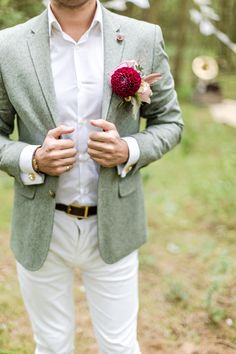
[0,0,44,28]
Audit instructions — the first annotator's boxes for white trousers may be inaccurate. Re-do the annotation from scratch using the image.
[16,210,141,354]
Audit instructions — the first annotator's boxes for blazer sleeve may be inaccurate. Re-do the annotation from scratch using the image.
[130,25,184,173]
[0,68,28,184]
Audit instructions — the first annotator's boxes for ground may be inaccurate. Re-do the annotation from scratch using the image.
[0,101,236,354]
[210,99,236,127]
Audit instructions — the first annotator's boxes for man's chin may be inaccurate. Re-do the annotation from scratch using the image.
[54,0,92,9]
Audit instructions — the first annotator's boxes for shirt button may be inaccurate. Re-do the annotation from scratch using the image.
[48,190,56,198]
[78,119,86,126]
[28,173,36,181]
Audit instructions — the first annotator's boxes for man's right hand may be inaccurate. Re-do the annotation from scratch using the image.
[35,125,77,176]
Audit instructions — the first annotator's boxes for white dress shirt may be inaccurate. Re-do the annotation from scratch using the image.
[19,0,140,205]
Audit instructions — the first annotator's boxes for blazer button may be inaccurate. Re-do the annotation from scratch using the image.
[48,190,56,198]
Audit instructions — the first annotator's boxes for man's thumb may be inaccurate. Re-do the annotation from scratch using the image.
[90,119,116,132]
[48,125,75,139]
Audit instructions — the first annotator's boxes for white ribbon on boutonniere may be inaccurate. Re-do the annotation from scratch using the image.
[110,60,161,119]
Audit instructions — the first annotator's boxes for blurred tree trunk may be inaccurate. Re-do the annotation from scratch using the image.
[172,0,189,88]
[229,0,236,70]
[230,0,236,42]
[217,0,236,71]
[218,0,230,67]
[145,0,161,25]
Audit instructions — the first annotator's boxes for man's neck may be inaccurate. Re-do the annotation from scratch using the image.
[50,0,97,42]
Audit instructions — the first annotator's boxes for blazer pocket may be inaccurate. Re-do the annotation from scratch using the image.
[15,183,36,200]
[118,173,140,197]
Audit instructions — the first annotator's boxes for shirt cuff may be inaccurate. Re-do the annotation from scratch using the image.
[117,137,140,178]
[19,145,45,185]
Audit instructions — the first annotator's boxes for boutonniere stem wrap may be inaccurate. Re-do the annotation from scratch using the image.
[110,60,161,119]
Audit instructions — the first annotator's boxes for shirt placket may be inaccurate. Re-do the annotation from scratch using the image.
[74,38,90,205]
[51,15,102,206]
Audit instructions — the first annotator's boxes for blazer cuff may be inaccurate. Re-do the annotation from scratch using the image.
[117,137,140,178]
[19,145,45,185]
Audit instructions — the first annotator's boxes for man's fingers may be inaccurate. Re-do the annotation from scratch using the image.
[90,119,116,132]
[91,157,115,168]
[57,157,76,167]
[89,131,107,142]
[88,148,110,159]
[88,140,113,152]
[48,125,75,139]
[49,147,77,159]
[46,138,75,152]
[51,157,76,168]
[89,131,117,143]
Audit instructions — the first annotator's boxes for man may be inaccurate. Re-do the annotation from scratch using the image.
[0,0,183,353]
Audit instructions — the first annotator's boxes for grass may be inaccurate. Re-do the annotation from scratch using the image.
[0,81,236,352]
[138,101,236,352]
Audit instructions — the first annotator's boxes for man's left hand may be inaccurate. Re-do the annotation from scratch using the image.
[88,120,129,168]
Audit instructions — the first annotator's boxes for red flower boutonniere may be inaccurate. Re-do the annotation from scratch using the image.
[110,60,161,118]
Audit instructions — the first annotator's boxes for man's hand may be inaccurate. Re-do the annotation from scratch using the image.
[35,126,77,176]
[88,120,129,168]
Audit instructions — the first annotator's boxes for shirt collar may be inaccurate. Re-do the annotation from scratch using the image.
[48,0,103,38]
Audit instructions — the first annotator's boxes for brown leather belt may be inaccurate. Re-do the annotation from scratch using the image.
[56,203,97,219]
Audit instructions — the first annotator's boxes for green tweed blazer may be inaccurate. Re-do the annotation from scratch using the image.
[0,5,184,271]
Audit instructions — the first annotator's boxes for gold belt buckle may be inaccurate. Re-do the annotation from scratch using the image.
[82,206,89,219]
[67,204,89,219]
[67,205,72,215]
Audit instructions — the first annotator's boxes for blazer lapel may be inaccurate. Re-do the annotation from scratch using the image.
[101,7,125,121]
[26,7,125,127]
[27,11,58,128]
